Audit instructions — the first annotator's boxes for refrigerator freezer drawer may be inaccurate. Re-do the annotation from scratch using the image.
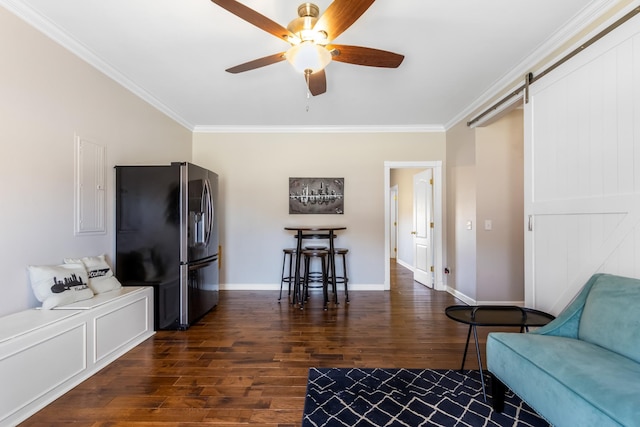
[179,256,219,329]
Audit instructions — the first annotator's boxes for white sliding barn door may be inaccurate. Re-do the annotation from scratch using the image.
[525,14,640,315]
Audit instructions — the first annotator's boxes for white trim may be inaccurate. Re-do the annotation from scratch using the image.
[446,287,476,306]
[476,300,526,306]
[396,259,413,272]
[446,286,526,307]
[193,124,446,134]
[384,161,445,292]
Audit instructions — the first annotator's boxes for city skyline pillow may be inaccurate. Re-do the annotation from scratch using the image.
[28,263,94,309]
[64,254,122,294]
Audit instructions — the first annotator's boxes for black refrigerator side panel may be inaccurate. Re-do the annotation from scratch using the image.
[115,165,181,330]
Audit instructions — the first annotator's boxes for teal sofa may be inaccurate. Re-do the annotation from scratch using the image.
[487,274,640,427]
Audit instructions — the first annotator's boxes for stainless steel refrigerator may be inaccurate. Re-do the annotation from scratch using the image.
[115,162,219,330]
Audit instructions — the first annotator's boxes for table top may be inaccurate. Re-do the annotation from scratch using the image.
[445,305,555,327]
[285,226,346,231]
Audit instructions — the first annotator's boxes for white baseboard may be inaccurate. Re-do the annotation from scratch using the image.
[445,286,524,307]
[446,287,476,305]
[477,300,525,306]
[396,259,413,271]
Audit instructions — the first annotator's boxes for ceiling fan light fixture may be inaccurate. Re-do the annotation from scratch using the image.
[287,3,325,44]
[287,17,317,40]
[286,41,332,74]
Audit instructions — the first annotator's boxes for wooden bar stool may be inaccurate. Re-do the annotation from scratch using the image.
[301,248,331,310]
[278,248,297,302]
[330,248,350,303]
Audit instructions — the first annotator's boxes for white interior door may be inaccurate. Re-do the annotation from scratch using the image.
[413,169,434,287]
[390,185,398,259]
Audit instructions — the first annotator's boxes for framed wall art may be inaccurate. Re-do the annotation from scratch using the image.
[289,177,344,214]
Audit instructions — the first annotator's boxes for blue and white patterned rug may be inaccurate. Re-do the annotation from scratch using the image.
[302,368,550,427]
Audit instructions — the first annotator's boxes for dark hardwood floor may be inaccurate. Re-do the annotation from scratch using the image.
[21,261,492,427]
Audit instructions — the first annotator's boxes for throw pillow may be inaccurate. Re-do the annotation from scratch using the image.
[28,263,94,309]
[64,254,122,294]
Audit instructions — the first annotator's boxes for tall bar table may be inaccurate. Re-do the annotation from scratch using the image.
[284,226,346,309]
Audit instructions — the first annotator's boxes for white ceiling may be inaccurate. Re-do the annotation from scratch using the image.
[1,0,618,130]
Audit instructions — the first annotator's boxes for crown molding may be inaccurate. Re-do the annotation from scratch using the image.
[192,124,445,134]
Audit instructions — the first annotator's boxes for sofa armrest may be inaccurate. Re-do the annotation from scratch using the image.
[532,274,604,338]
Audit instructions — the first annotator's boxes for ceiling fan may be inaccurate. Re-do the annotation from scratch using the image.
[210,0,404,96]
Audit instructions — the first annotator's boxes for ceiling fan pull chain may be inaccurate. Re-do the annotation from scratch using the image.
[305,70,311,111]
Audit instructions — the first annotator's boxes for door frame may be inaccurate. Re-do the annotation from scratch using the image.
[389,185,398,259]
[384,161,444,291]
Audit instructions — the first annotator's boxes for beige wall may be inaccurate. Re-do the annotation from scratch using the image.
[445,121,477,301]
[476,109,524,302]
[192,132,445,289]
[445,109,524,304]
[0,8,192,316]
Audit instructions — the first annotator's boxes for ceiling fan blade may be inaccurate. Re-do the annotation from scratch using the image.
[328,44,404,68]
[314,0,376,41]
[306,70,327,96]
[211,0,298,43]
[225,52,286,74]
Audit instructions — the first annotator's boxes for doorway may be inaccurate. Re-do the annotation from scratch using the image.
[384,161,444,291]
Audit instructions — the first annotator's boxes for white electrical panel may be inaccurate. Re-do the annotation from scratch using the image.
[74,136,106,235]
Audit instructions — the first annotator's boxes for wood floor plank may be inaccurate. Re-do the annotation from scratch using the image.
[20,261,483,426]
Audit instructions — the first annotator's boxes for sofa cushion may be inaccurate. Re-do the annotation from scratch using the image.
[488,332,640,426]
[579,275,640,364]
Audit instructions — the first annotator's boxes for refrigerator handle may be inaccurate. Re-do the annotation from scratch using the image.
[203,178,214,246]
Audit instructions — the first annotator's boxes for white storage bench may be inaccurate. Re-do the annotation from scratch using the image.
[0,286,154,426]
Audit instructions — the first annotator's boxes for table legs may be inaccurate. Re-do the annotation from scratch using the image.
[327,233,339,305]
[460,325,472,371]
[292,230,304,309]
[288,229,341,309]
[459,324,487,402]
[472,326,487,402]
